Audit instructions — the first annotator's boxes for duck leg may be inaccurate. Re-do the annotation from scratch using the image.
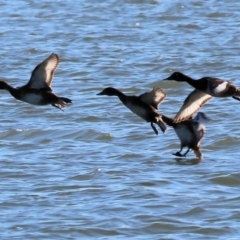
[151,122,158,135]
[182,147,190,157]
[157,121,167,133]
[155,116,167,133]
[52,104,64,111]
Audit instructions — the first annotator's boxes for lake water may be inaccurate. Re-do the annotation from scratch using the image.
[1,0,240,239]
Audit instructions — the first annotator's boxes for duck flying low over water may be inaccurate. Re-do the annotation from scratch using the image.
[0,53,72,110]
[164,72,240,122]
[162,112,210,160]
[97,87,167,135]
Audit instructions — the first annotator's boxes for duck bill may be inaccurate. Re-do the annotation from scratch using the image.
[196,112,212,123]
[163,77,173,81]
[97,91,104,95]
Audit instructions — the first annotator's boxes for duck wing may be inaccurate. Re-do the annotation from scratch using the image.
[26,53,59,89]
[174,89,212,123]
[139,87,166,110]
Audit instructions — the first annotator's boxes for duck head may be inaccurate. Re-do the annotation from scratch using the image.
[97,87,119,96]
[0,81,10,90]
[164,72,188,82]
[194,112,211,124]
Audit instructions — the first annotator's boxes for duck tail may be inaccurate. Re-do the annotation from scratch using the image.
[52,97,72,111]
[161,114,174,127]
[236,88,240,94]
[156,116,167,133]
[59,97,72,104]
[193,148,203,160]
[232,88,240,101]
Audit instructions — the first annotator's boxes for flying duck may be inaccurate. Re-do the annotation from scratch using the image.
[162,112,210,159]
[164,72,240,122]
[0,53,72,110]
[97,87,167,135]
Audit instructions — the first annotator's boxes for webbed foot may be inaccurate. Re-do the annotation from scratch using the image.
[172,151,185,157]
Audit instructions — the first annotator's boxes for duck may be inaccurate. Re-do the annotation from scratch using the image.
[0,53,72,110]
[97,87,167,135]
[164,72,240,122]
[162,112,210,159]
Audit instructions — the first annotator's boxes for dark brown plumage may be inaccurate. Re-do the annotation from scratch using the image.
[0,53,71,110]
[97,87,167,135]
[164,72,240,122]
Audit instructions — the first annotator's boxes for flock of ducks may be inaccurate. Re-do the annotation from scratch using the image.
[98,70,240,160]
[1,53,240,160]
[97,86,210,160]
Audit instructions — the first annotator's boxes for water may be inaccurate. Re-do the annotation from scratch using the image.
[0,0,240,239]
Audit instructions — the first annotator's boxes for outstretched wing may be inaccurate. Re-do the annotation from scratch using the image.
[174,89,212,123]
[139,87,166,110]
[27,53,59,89]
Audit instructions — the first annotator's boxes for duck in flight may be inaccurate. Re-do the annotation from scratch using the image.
[0,53,71,110]
[162,112,210,159]
[164,72,240,122]
[97,87,167,135]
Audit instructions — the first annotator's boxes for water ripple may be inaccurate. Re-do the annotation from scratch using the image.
[1,0,240,239]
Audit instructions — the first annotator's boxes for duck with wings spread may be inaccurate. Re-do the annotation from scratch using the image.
[0,53,71,110]
[97,86,167,135]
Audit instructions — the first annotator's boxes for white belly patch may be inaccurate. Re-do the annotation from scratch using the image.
[22,93,43,105]
[175,125,192,144]
[125,102,147,119]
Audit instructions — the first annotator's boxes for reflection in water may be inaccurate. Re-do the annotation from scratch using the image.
[175,157,202,165]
